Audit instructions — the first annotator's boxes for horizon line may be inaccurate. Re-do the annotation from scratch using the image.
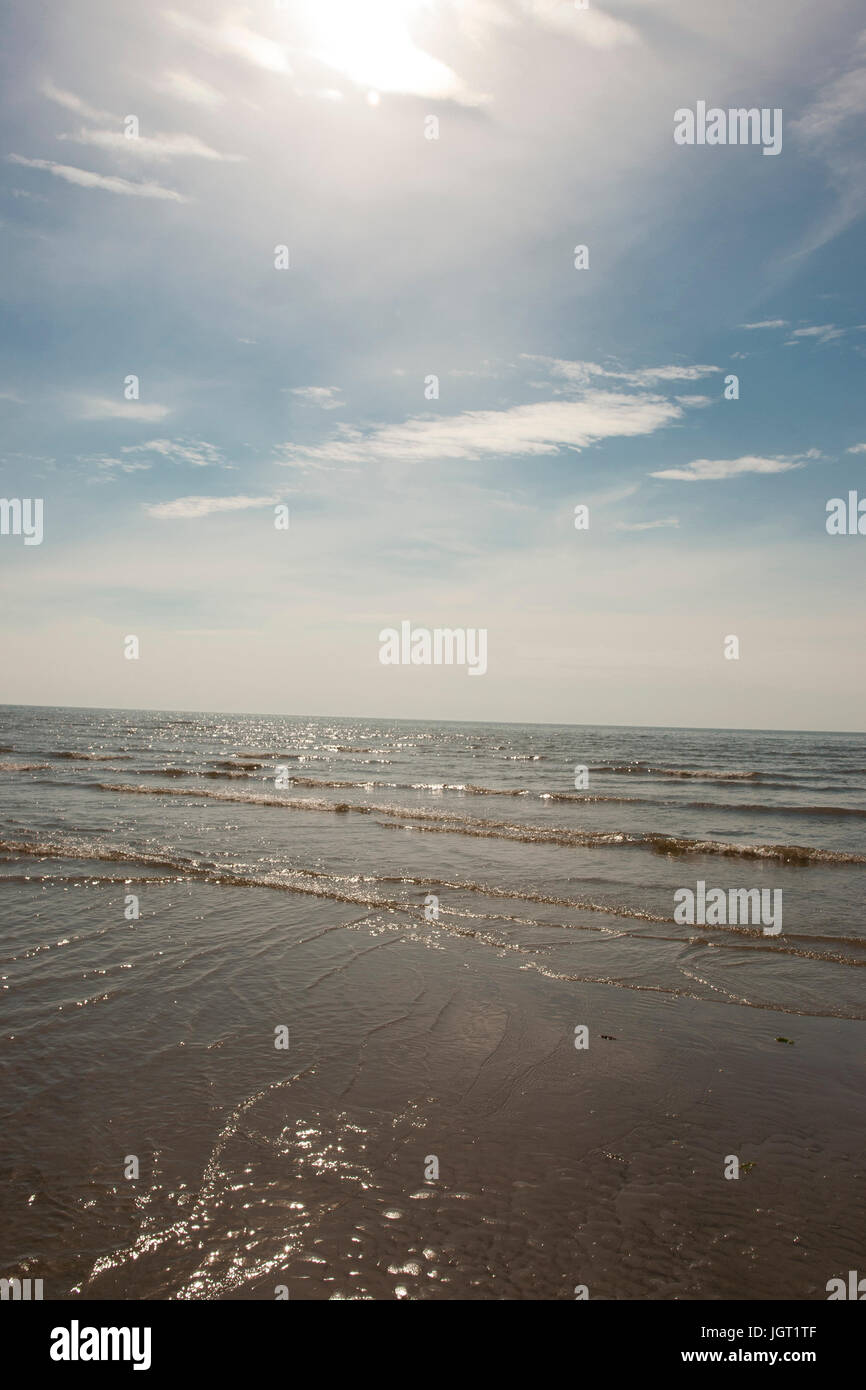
[0,701,863,737]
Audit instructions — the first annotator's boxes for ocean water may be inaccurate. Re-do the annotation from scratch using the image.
[1,705,864,1300]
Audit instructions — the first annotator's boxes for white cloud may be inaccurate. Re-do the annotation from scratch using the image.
[525,355,720,389]
[651,452,819,482]
[83,455,152,473]
[78,397,171,422]
[279,390,684,468]
[847,443,866,454]
[792,65,866,143]
[58,129,243,163]
[41,81,114,122]
[523,0,640,48]
[164,11,291,74]
[615,517,680,531]
[739,319,788,330]
[156,70,225,107]
[466,0,640,50]
[122,438,226,467]
[789,48,866,253]
[625,365,720,385]
[8,155,187,201]
[287,386,343,409]
[784,323,845,345]
[145,494,282,519]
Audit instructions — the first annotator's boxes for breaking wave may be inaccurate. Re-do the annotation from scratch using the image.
[80,781,866,864]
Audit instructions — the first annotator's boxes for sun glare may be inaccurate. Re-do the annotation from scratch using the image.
[292,0,461,100]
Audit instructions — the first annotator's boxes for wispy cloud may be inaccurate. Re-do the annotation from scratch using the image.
[279,391,685,468]
[156,70,225,107]
[790,41,866,252]
[479,0,640,51]
[792,62,866,143]
[145,494,282,519]
[739,319,788,330]
[78,397,171,422]
[164,10,291,74]
[41,81,114,122]
[615,517,680,531]
[58,129,243,163]
[8,155,187,201]
[122,439,226,466]
[525,356,720,389]
[81,455,152,477]
[287,386,344,409]
[652,452,820,482]
[847,442,866,454]
[784,323,846,345]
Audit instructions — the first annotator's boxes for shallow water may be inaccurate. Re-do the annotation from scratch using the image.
[1,706,864,1298]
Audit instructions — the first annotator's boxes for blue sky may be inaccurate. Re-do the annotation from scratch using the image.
[1,0,864,728]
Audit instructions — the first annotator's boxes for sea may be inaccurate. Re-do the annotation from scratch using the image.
[1,704,864,1299]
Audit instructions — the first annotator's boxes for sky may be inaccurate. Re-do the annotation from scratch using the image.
[1,0,864,730]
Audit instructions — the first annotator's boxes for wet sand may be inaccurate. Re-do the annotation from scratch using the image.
[3,878,863,1300]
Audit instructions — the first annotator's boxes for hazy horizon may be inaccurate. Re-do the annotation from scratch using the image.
[3,698,865,738]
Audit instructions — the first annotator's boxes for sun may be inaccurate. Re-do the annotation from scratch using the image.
[290,0,462,100]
